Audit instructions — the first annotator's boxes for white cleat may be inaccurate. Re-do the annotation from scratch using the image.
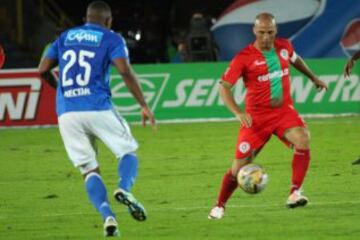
[208,206,225,220]
[103,216,119,237]
[114,188,147,221]
[286,189,309,208]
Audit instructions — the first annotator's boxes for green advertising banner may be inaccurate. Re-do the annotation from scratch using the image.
[109,59,360,122]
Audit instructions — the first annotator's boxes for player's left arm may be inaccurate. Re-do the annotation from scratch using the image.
[112,58,147,107]
[110,35,156,129]
[291,55,328,92]
[112,58,156,129]
[344,49,360,78]
[38,38,59,89]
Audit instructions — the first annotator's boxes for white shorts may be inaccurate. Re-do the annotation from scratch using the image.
[58,109,138,173]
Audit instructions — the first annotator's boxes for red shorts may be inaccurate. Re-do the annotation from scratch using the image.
[235,105,306,159]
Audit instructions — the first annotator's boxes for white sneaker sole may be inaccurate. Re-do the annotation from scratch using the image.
[287,198,308,208]
[208,215,223,220]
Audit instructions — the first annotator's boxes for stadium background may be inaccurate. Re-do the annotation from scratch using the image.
[0,0,359,127]
[0,0,359,67]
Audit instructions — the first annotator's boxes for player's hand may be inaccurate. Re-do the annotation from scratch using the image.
[141,106,156,130]
[312,77,328,92]
[344,59,354,79]
[236,112,252,128]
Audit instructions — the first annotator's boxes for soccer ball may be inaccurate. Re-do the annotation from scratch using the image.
[237,164,268,194]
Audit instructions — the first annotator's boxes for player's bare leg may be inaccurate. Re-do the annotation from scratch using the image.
[284,127,311,208]
[209,150,260,219]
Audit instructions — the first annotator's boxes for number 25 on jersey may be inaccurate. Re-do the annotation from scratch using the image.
[62,50,95,87]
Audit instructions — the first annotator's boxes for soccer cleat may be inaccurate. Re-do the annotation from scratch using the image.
[114,188,147,221]
[286,189,309,208]
[103,216,119,237]
[208,206,225,220]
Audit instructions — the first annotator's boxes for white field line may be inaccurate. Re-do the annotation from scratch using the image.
[130,115,360,125]
[0,120,358,130]
[0,200,359,219]
[1,115,359,129]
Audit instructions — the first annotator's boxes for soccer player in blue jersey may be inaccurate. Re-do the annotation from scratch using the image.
[38,1,156,237]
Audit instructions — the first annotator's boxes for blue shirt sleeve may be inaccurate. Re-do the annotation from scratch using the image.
[109,34,129,60]
[45,38,59,60]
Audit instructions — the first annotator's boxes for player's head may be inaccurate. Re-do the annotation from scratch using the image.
[85,1,112,29]
[253,13,277,50]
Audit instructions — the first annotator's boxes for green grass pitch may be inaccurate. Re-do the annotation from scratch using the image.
[0,117,359,239]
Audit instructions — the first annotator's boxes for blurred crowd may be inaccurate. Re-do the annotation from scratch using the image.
[0,0,232,68]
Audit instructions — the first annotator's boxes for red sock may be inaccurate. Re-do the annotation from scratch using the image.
[216,170,238,207]
[291,149,310,193]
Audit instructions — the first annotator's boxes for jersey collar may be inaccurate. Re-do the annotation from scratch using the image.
[251,43,275,54]
[84,23,106,30]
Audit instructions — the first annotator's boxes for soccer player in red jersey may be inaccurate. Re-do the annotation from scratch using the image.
[0,44,5,68]
[344,50,360,165]
[344,49,360,78]
[208,13,328,219]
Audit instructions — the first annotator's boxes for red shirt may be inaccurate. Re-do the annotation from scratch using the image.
[222,38,297,114]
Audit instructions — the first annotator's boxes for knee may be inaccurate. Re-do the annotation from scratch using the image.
[231,157,252,176]
[80,163,99,178]
[293,131,310,149]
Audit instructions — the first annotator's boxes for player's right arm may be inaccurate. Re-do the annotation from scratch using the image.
[38,39,59,89]
[38,58,58,88]
[219,82,252,128]
[220,55,252,128]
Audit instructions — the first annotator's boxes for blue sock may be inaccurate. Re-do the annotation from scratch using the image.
[118,154,138,192]
[85,173,115,221]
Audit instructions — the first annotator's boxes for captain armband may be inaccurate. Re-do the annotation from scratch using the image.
[290,51,298,63]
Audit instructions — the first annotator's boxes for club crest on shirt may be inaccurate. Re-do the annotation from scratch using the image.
[239,141,250,153]
[253,60,266,66]
[280,49,289,60]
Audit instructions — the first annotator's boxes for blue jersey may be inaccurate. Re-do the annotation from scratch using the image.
[46,23,129,116]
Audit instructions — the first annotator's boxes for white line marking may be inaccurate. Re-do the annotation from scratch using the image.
[1,200,359,220]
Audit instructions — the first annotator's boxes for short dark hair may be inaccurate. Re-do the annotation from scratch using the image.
[87,1,111,14]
